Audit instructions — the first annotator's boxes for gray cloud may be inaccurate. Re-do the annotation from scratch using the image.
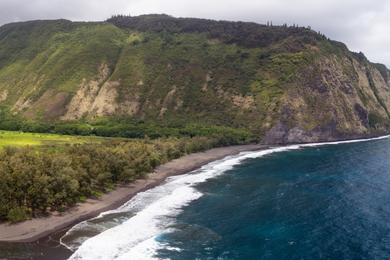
[1,0,390,67]
[0,0,131,23]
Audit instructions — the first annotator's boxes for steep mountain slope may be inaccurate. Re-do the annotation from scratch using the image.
[0,14,389,144]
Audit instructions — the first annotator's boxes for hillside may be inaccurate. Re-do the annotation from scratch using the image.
[0,14,389,144]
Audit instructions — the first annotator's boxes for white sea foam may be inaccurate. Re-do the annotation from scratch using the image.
[67,135,390,259]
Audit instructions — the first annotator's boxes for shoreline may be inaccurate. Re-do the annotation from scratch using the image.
[1,133,388,244]
[0,144,267,243]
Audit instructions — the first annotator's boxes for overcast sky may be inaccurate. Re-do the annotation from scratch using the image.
[1,0,389,67]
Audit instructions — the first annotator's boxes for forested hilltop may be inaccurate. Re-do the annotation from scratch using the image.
[0,14,390,143]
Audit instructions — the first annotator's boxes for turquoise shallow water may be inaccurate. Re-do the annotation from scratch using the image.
[153,138,390,259]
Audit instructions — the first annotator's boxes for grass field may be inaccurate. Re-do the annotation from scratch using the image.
[0,131,95,148]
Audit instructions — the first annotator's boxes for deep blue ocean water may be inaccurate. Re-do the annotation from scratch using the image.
[64,137,390,260]
[154,138,390,259]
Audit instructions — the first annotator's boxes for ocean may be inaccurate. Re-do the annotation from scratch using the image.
[61,135,390,260]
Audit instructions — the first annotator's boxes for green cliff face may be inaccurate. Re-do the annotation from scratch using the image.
[0,15,389,144]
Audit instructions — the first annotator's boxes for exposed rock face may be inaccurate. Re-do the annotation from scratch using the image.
[64,65,103,119]
[0,90,7,103]
[201,72,212,92]
[61,63,143,120]
[232,95,255,110]
[263,121,340,144]
[1,16,390,144]
[263,122,289,144]
[13,97,32,112]
[90,81,120,117]
[159,86,176,117]
[24,90,69,119]
[354,103,369,127]
[263,55,390,144]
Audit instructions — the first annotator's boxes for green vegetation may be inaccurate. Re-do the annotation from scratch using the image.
[373,63,389,82]
[106,14,325,48]
[0,134,227,223]
[0,104,252,223]
[0,114,254,146]
[0,15,324,137]
[0,21,125,99]
[0,131,91,148]
[0,104,255,144]
[368,112,390,129]
[1,14,390,222]
[0,14,389,142]
[1,13,390,224]
[2,14,390,225]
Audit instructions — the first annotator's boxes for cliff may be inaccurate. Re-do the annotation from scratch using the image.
[0,15,389,144]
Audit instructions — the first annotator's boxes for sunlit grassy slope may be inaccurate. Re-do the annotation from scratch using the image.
[0,130,94,148]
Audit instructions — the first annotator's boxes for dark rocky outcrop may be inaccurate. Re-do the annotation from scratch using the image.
[0,15,389,144]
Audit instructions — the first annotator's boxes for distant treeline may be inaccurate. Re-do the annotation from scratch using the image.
[0,107,255,145]
[106,14,326,49]
[0,137,224,223]
[0,106,255,223]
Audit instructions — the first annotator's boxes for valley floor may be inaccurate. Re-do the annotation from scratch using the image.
[0,143,266,243]
[0,130,95,148]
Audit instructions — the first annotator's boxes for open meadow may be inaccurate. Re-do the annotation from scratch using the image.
[0,131,99,148]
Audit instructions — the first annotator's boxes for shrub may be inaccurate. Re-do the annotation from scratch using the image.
[0,135,247,222]
[7,207,31,223]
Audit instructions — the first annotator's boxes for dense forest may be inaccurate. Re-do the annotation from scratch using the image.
[0,106,253,143]
[0,136,228,223]
[106,14,327,49]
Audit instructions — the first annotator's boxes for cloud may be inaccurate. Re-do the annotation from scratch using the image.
[0,0,389,66]
[0,0,131,23]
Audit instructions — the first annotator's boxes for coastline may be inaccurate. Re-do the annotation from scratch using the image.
[0,144,267,243]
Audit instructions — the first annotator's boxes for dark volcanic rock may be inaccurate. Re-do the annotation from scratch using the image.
[354,103,369,127]
[263,122,288,144]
